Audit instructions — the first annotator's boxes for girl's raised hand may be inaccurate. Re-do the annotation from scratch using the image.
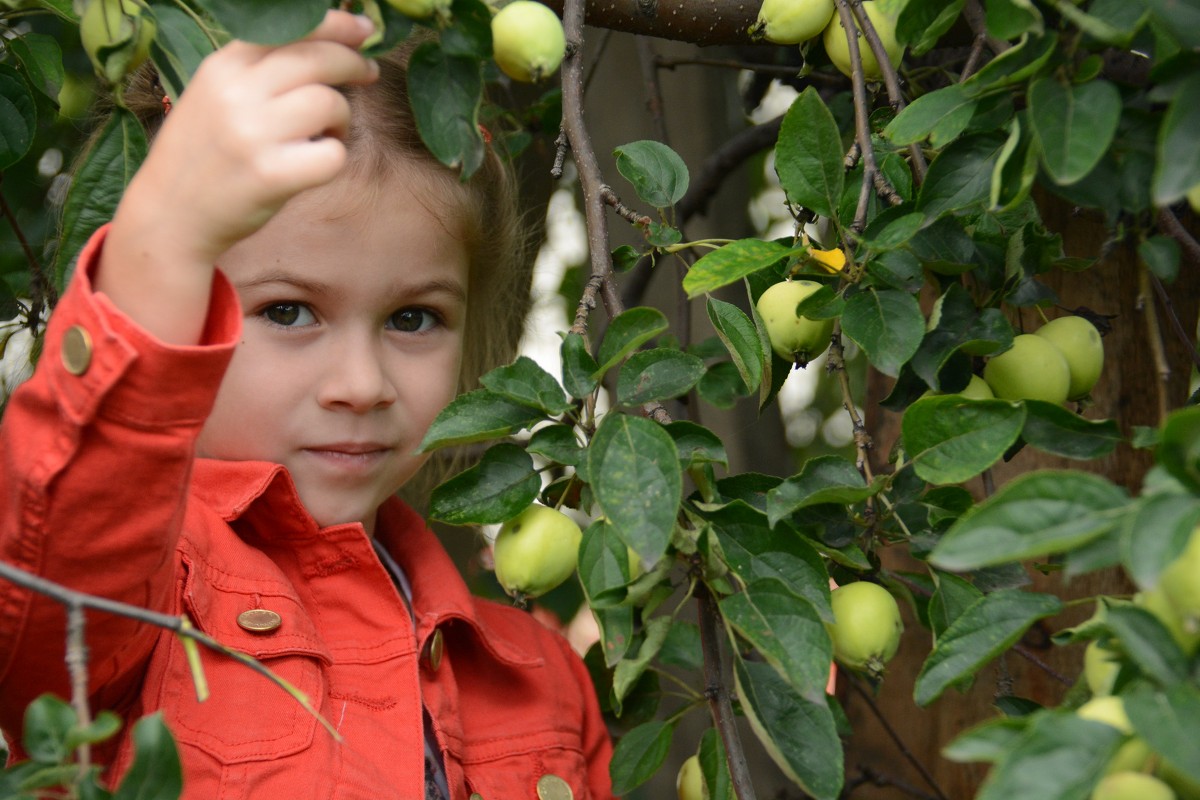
[97,10,378,344]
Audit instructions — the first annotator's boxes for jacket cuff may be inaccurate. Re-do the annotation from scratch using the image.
[45,224,242,428]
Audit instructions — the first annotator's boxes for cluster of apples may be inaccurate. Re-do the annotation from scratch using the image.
[982,316,1105,404]
[750,0,903,80]
[1077,531,1200,800]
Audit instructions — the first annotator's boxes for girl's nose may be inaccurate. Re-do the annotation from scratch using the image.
[316,335,398,412]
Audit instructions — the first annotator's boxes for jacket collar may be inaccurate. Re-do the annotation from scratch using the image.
[190,458,538,667]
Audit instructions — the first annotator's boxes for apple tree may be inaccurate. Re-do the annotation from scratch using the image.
[1,0,1199,798]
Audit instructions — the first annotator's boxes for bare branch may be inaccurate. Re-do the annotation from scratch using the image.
[542,0,758,46]
[846,676,951,800]
[698,585,758,800]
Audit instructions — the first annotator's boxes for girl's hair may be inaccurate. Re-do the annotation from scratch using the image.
[117,37,535,502]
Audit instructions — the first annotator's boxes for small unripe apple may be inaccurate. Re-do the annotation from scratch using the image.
[385,0,451,20]
[1092,772,1176,800]
[1077,696,1153,774]
[1034,316,1104,399]
[755,279,835,367]
[81,0,157,84]
[1159,526,1200,636]
[750,0,835,44]
[1083,639,1121,696]
[821,1,902,81]
[825,582,903,679]
[676,754,706,800]
[491,1,566,83]
[493,504,582,600]
[983,333,1071,403]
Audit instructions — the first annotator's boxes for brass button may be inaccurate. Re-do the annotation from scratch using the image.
[536,774,573,800]
[61,325,92,376]
[469,795,483,800]
[236,609,282,633]
[424,628,444,670]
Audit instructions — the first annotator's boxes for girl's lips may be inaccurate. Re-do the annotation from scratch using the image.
[301,444,393,472]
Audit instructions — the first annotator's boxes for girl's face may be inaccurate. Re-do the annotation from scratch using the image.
[197,167,469,537]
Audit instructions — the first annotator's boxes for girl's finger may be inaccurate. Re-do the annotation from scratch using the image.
[256,39,378,94]
[267,85,354,143]
[302,9,377,49]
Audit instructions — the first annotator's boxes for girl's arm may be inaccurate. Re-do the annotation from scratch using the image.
[96,10,378,344]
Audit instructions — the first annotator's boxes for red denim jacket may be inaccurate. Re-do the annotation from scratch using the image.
[0,229,614,800]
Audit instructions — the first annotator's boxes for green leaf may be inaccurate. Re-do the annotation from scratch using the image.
[480,355,571,416]
[22,694,75,764]
[612,616,671,714]
[595,307,669,375]
[766,456,878,527]
[734,656,843,800]
[840,289,924,378]
[974,713,1122,800]
[682,239,796,299]
[616,348,705,405]
[928,571,983,641]
[1158,406,1200,494]
[1102,603,1189,685]
[885,83,979,147]
[1139,235,1181,283]
[112,714,182,800]
[722,580,832,703]
[1153,76,1200,203]
[613,140,689,209]
[439,0,493,59]
[8,33,64,101]
[930,471,1129,570]
[1020,401,1121,460]
[914,590,1062,706]
[588,414,681,564]
[1120,493,1200,589]
[1028,78,1122,186]
[609,720,675,794]
[903,396,1026,485]
[707,502,833,622]
[428,443,539,525]
[896,0,965,54]
[707,297,764,395]
[54,107,148,291]
[0,64,37,171]
[665,421,728,469]
[943,716,1031,763]
[984,0,1044,40]
[1125,684,1200,785]
[191,0,326,44]
[65,711,122,750]
[659,621,703,670]
[910,284,1013,389]
[775,87,845,219]
[594,605,634,667]
[991,115,1040,212]
[148,3,216,100]
[419,389,545,450]
[526,423,584,466]
[1138,0,1200,49]
[963,32,1056,92]
[917,133,1008,218]
[698,727,735,800]
[407,42,485,177]
[560,332,599,399]
[579,519,637,607]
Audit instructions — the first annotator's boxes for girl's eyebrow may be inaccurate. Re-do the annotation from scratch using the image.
[234,272,467,303]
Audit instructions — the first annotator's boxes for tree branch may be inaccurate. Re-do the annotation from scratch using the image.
[542,0,758,45]
[698,585,757,800]
[846,675,950,800]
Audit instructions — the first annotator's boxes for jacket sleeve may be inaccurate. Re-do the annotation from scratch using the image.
[0,226,241,734]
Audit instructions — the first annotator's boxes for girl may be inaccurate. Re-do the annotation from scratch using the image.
[0,11,613,800]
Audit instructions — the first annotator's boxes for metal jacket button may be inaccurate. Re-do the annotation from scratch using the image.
[236,609,282,633]
[536,774,573,800]
[424,628,444,670]
[61,325,92,376]
[469,795,483,800]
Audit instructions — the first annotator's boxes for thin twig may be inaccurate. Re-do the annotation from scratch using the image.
[1012,643,1072,685]
[0,180,57,311]
[827,323,874,484]
[849,765,940,800]
[1137,263,1170,423]
[698,585,758,800]
[66,602,92,779]
[1149,271,1200,372]
[1157,207,1200,267]
[846,675,951,800]
[834,0,890,231]
[960,35,988,82]
[600,185,652,226]
[551,128,569,180]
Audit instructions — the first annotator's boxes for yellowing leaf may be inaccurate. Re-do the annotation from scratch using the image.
[810,247,846,273]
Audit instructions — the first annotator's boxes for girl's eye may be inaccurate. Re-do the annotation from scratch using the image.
[262,303,316,327]
[388,308,439,333]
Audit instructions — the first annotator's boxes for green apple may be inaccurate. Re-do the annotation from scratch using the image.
[1136,587,1200,656]
[676,754,706,800]
[1083,639,1121,696]
[491,1,566,83]
[825,582,903,679]
[755,279,835,367]
[81,0,156,84]
[1159,526,1200,636]
[821,1,902,81]
[1077,696,1154,774]
[1035,316,1104,399]
[493,504,582,600]
[1093,772,1176,800]
[983,334,1071,403]
[750,0,835,44]
[385,0,452,20]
